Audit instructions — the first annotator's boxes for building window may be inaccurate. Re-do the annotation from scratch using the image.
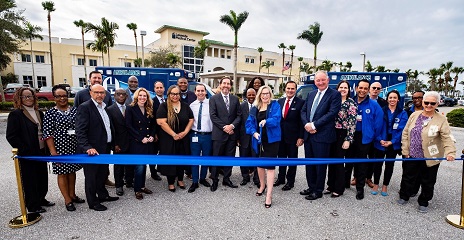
[37,76,47,88]
[124,62,132,67]
[35,55,45,63]
[23,76,33,86]
[250,58,255,64]
[79,78,87,87]
[89,59,97,66]
[21,54,31,62]
[77,58,85,66]
[245,57,255,64]
[227,55,231,59]
[245,58,249,63]
[183,45,203,74]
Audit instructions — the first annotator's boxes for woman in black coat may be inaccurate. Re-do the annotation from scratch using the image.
[6,87,54,213]
[126,88,156,200]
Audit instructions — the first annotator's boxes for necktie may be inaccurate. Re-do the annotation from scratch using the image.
[310,92,321,122]
[121,105,126,116]
[224,95,229,112]
[284,99,290,119]
[197,102,203,131]
[160,98,165,103]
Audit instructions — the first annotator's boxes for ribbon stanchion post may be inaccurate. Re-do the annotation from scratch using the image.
[8,148,42,228]
[446,150,464,229]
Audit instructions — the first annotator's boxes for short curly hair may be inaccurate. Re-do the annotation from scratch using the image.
[13,87,38,110]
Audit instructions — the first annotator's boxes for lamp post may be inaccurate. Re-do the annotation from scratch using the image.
[140,30,147,67]
[360,52,366,72]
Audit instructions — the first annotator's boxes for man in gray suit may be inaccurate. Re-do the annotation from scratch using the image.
[209,76,242,191]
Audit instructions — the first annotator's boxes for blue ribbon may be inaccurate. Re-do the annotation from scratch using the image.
[16,154,461,167]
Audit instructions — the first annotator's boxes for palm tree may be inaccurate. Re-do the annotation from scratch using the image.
[87,17,119,66]
[451,66,464,96]
[441,61,453,95]
[318,60,333,71]
[288,45,296,77]
[74,20,88,79]
[194,39,211,74]
[297,22,323,68]
[257,47,264,73]
[219,10,249,94]
[261,61,271,76]
[376,65,386,72]
[42,1,55,84]
[278,43,286,75]
[345,61,352,72]
[365,60,374,72]
[436,67,445,92]
[86,39,107,66]
[297,57,303,82]
[426,68,439,91]
[24,22,43,88]
[126,23,138,63]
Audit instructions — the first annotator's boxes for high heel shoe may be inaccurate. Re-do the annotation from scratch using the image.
[177,181,186,189]
[168,185,176,192]
[255,185,267,196]
[265,196,272,208]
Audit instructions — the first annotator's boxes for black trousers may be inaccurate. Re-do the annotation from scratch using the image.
[210,139,235,182]
[399,160,440,207]
[327,128,348,195]
[372,146,400,186]
[19,159,48,211]
[83,164,110,207]
[347,132,372,191]
[277,141,299,186]
[239,143,258,183]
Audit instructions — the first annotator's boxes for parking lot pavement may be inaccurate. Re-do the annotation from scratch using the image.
[0,118,463,239]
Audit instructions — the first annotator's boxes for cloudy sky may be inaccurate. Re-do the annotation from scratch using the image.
[17,0,464,89]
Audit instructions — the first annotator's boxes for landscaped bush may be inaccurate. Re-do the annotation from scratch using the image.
[447,108,464,128]
[0,100,74,111]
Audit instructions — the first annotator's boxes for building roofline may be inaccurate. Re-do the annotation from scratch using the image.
[204,39,234,48]
[154,25,209,36]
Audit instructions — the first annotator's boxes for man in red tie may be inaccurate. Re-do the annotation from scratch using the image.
[274,81,305,191]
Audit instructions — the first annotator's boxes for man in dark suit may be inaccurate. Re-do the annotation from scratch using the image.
[300,71,341,200]
[178,77,196,105]
[124,75,139,105]
[209,76,242,191]
[107,88,132,196]
[238,88,259,186]
[275,81,305,191]
[76,84,119,211]
[149,81,165,181]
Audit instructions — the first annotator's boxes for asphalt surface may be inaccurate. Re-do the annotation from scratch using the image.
[0,107,464,239]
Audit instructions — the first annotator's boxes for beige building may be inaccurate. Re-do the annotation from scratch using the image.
[5,25,320,93]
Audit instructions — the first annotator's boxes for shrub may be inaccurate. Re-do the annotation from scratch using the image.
[0,100,74,111]
[447,108,464,128]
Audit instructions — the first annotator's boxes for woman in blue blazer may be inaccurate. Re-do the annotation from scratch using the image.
[125,88,156,200]
[246,86,281,208]
[372,90,408,196]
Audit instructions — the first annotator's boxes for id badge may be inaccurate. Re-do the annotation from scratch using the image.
[67,129,76,135]
[393,123,399,129]
[192,136,199,143]
[356,115,362,122]
[428,144,439,156]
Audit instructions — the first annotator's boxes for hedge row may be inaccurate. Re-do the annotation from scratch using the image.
[0,100,74,111]
[446,108,464,128]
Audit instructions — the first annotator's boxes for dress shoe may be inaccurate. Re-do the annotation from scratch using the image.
[135,192,143,200]
[240,179,250,186]
[177,181,186,189]
[273,179,285,187]
[140,187,153,194]
[305,193,322,200]
[331,193,341,198]
[65,202,76,211]
[356,190,364,200]
[397,199,408,205]
[29,207,46,213]
[41,200,56,207]
[323,189,332,195]
[366,179,374,188]
[188,183,199,193]
[418,205,428,213]
[105,179,115,188]
[72,196,85,204]
[210,181,218,192]
[199,179,211,187]
[151,173,162,181]
[300,189,311,195]
[90,203,107,211]
[125,182,133,188]
[223,180,238,188]
[116,187,124,196]
[99,196,119,202]
[282,184,293,191]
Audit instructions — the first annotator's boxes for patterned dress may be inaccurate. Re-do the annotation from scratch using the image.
[42,107,82,175]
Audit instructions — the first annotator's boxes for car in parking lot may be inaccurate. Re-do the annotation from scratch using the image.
[70,86,84,98]
[440,95,457,107]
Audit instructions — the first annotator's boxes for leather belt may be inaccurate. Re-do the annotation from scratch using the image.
[193,131,212,135]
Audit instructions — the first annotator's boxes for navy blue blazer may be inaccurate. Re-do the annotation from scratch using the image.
[125,105,156,154]
[278,96,305,144]
[107,103,130,153]
[301,87,341,143]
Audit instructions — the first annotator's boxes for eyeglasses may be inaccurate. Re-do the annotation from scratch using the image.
[261,92,271,95]
[170,93,180,96]
[20,95,34,100]
[412,97,423,100]
[54,95,68,99]
[371,87,381,90]
[115,93,127,96]
[424,101,437,106]
[92,91,106,95]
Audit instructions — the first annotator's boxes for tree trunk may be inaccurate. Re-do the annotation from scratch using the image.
[101,51,105,66]
[48,14,54,85]
[107,43,111,67]
[30,39,36,88]
[313,45,317,69]
[259,54,262,73]
[289,51,294,79]
[233,44,238,94]
[82,30,87,80]
[0,74,5,103]
[134,32,139,63]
